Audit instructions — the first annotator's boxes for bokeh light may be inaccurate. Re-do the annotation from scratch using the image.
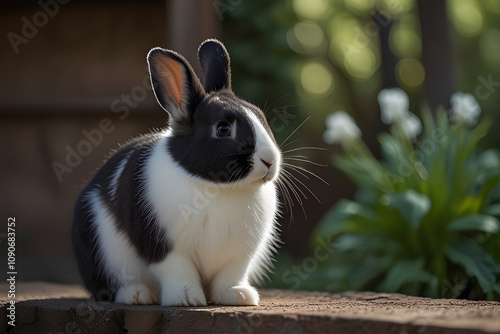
[293,0,330,20]
[480,29,500,70]
[300,61,335,96]
[327,12,379,79]
[396,58,425,88]
[289,21,325,53]
[389,15,422,58]
[328,12,360,48]
[380,0,414,17]
[343,0,376,14]
[344,48,377,79]
[483,0,500,14]
[448,0,484,37]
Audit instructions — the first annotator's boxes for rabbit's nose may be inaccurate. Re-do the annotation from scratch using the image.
[261,158,273,169]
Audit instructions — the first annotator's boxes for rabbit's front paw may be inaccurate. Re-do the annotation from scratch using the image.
[212,285,259,306]
[115,283,159,305]
[162,282,207,306]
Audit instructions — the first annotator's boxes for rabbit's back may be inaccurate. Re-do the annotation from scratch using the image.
[72,131,168,300]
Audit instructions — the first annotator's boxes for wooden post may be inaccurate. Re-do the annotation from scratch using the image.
[375,11,399,89]
[166,0,221,78]
[417,0,455,111]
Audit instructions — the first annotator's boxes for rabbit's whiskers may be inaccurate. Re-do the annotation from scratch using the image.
[276,118,328,226]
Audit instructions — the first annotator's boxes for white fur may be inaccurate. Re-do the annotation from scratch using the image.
[115,282,159,305]
[108,150,132,201]
[243,108,281,183]
[89,190,158,302]
[91,114,280,305]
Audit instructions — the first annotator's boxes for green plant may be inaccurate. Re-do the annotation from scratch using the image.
[314,89,500,300]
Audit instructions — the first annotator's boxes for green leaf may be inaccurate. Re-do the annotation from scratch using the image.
[349,256,392,291]
[334,234,370,252]
[447,214,499,234]
[485,233,500,263]
[445,136,458,190]
[477,171,500,204]
[445,238,498,293]
[379,258,427,292]
[484,204,500,217]
[435,108,451,141]
[354,187,378,205]
[476,149,500,172]
[389,190,431,229]
[378,133,405,173]
[464,118,492,159]
[423,275,441,298]
[487,283,500,300]
[334,155,386,191]
[314,200,376,238]
[420,108,436,143]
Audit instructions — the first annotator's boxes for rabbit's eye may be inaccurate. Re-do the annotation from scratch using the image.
[216,122,232,138]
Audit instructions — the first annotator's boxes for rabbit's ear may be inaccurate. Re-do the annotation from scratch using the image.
[198,39,231,93]
[148,48,205,131]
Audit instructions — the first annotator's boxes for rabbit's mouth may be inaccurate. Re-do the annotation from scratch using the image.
[262,163,280,183]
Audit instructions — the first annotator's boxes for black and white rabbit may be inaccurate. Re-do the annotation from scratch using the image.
[72,39,281,306]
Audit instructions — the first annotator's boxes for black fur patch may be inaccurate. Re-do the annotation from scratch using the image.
[168,91,257,183]
[198,40,231,93]
[72,133,172,300]
[106,134,171,263]
[72,195,117,301]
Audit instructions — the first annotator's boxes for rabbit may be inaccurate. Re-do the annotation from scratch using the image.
[71,39,281,306]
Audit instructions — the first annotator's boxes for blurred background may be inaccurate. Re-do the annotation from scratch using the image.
[1,0,499,289]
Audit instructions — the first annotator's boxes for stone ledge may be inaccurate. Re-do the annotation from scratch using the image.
[1,282,499,333]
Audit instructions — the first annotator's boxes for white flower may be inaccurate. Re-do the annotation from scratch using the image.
[377,88,410,124]
[377,88,422,140]
[323,111,361,147]
[401,112,422,141]
[450,92,481,126]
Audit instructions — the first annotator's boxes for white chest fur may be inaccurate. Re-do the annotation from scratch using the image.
[145,135,278,284]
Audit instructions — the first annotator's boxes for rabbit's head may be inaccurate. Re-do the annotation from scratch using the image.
[147,39,281,185]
